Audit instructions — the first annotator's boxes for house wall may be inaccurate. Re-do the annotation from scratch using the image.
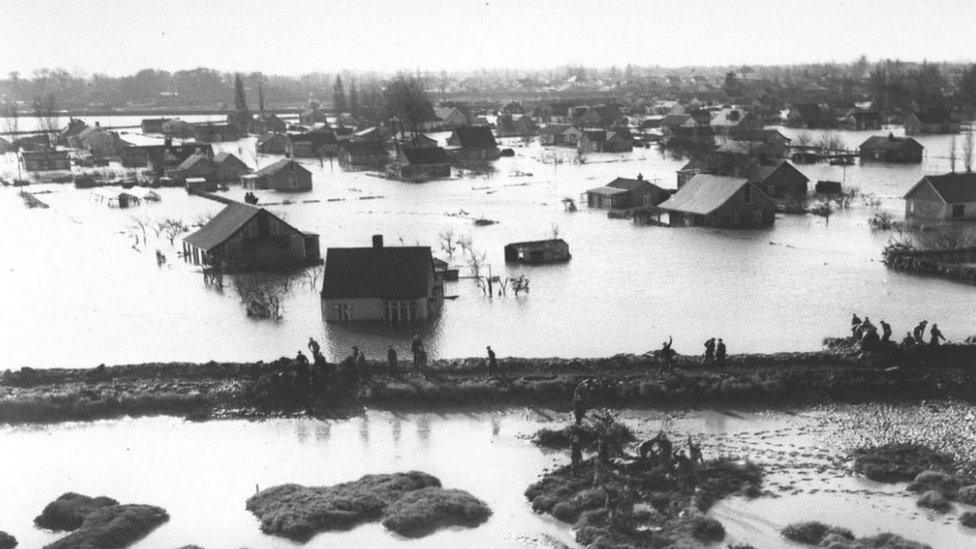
[322,297,434,322]
[766,169,809,198]
[211,213,308,267]
[267,168,312,192]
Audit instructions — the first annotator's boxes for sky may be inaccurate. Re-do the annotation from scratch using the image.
[2,0,976,76]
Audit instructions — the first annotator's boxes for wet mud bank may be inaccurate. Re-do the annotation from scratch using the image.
[3,344,976,424]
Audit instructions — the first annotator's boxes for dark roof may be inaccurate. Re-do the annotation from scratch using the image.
[859,135,923,151]
[214,151,248,168]
[504,239,569,250]
[340,140,388,155]
[256,159,311,177]
[402,147,451,165]
[657,174,751,215]
[660,114,691,127]
[906,173,976,202]
[177,154,213,171]
[916,110,953,124]
[748,161,809,185]
[451,126,498,149]
[607,177,665,193]
[729,128,788,143]
[586,186,628,196]
[322,246,434,300]
[183,203,261,251]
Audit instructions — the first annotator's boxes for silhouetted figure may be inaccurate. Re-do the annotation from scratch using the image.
[914,321,928,344]
[715,339,727,366]
[851,314,862,338]
[930,324,946,347]
[570,435,583,476]
[660,336,675,372]
[296,351,309,366]
[688,436,703,465]
[308,337,320,356]
[411,335,424,367]
[573,381,588,425]
[487,346,498,375]
[387,345,398,373]
[639,431,673,466]
[901,332,916,350]
[880,321,892,343]
[703,338,716,365]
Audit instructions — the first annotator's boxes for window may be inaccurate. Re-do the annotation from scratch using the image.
[953,204,965,218]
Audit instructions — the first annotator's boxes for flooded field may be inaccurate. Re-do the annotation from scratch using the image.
[2,124,976,368]
[0,405,973,548]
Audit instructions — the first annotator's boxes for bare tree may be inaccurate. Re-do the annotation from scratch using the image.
[128,214,150,248]
[438,229,457,258]
[965,131,974,173]
[509,274,530,296]
[33,93,60,135]
[232,272,294,319]
[794,131,814,148]
[457,234,473,256]
[467,250,486,278]
[950,135,958,173]
[301,265,324,291]
[1,101,18,136]
[155,218,190,247]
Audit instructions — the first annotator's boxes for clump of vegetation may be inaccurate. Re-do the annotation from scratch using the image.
[380,487,491,537]
[954,484,976,505]
[35,493,119,531]
[0,531,15,549]
[960,511,976,528]
[869,209,893,230]
[246,472,440,541]
[247,472,490,541]
[851,443,954,482]
[781,521,853,545]
[45,504,169,549]
[532,414,635,451]
[907,470,959,497]
[916,490,952,513]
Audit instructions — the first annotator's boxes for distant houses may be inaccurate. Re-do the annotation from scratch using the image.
[256,133,291,155]
[182,202,321,270]
[447,126,500,161]
[903,111,960,135]
[338,140,389,167]
[192,123,241,143]
[389,147,452,181]
[859,135,924,163]
[903,173,976,223]
[747,160,809,199]
[320,235,443,322]
[504,239,571,264]
[585,174,670,209]
[578,128,633,153]
[540,123,574,146]
[251,159,313,192]
[654,174,776,228]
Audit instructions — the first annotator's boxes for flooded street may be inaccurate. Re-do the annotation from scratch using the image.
[2,125,975,367]
[0,405,973,548]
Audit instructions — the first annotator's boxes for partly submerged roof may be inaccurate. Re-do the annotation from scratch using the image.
[586,186,628,196]
[860,135,923,151]
[905,173,976,202]
[657,174,750,215]
[256,158,310,177]
[451,126,498,149]
[749,161,809,185]
[402,147,451,165]
[183,203,262,251]
[322,246,434,300]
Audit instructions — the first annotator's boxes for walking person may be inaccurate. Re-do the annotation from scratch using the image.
[308,337,321,356]
[913,321,928,344]
[900,332,916,351]
[411,335,424,368]
[387,345,398,374]
[930,324,946,347]
[573,381,588,425]
[715,338,727,366]
[851,314,862,339]
[486,346,498,376]
[880,321,892,344]
[659,336,675,372]
[703,338,716,366]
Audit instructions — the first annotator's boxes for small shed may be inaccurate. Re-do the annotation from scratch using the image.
[255,159,313,192]
[748,161,809,199]
[504,239,571,264]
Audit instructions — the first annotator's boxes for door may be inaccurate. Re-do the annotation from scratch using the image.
[952,204,965,219]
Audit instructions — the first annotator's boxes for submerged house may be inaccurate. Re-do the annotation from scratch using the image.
[252,159,313,192]
[20,150,71,172]
[903,173,976,223]
[540,123,574,146]
[257,133,291,155]
[388,147,452,181]
[859,135,923,164]
[586,174,670,209]
[182,202,320,269]
[214,152,251,180]
[747,161,809,199]
[504,239,571,264]
[447,126,500,161]
[337,140,389,167]
[321,235,443,323]
[654,174,776,228]
[192,123,241,142]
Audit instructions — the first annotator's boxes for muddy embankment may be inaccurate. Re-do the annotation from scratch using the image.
[2,343,976,424]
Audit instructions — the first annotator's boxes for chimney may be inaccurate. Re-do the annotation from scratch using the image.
[372,234,384,248]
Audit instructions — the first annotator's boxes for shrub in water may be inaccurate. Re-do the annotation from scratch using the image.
[907,470,958,497]
[961,511,976,529]
[35,493,119,531]
[0,531,15,549]
[852,443,954,483]
[955,485,976,505]
[691,516,725,542]
[781,521,852,545]
[45,504,169,549]
[380,487,491,538]
[917,490,952,513]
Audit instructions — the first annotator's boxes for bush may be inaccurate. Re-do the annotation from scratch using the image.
[961,511,976,528]
[246,472,440,541]
[380,487,491,538]
[907,470,958,496]
[0,531,15,549]
[691,516,725,542]
[781,521,852,545]
[955,485,976,505]
[45,504,169,549]
[851,443,954,483]
[917,490,952,513]
[35,493,119,531]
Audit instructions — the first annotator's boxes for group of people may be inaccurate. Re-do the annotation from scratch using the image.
[702,337,727,366]
[850,314,946,350]
[638,432,703,487]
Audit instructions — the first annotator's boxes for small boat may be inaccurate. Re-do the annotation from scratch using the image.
[473,218,498,226]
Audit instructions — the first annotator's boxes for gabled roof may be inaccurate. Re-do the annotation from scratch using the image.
[729,128,789,143]
[402,147,451,165]
[905,173,976,202]
[660,114,691,127]
[657,174,751,215]
[177,153,214,171]
[256,159,311,177]
[586,186,628,196]
[859,135,923,151]
[214,152,248,168]
[748,161,809,185]
[322,246,434,300]
[451,126,498,149]
[607,177,665,193]
[183,203,262,251]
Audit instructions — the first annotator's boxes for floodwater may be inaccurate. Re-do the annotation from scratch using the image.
[2,123,976,368]
[0,406,973,548]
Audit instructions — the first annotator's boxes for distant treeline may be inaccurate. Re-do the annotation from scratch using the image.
[3,57,976,116]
